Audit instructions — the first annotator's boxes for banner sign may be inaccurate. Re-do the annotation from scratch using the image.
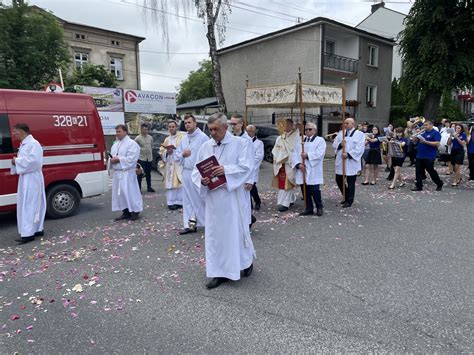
[301,84,343,106]
[123,90,176,114]
[246,84,297,107]
[74,86,124,112]
[99,111,125,135]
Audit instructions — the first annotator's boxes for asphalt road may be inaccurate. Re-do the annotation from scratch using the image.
[1,160,473,353]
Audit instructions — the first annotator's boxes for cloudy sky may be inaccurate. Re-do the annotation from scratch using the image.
[27,0,413,93]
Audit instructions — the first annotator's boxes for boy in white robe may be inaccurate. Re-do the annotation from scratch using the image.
[332,118,365,208]
[292,122,326,216]
[110,124,143,221]
[174,114,208,234]
[10,123,46,244]
[192,113,255,289]
[246,125,264,210]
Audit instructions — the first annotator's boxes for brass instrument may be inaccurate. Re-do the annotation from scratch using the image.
[410,128,426,140]
[325,132,338,139]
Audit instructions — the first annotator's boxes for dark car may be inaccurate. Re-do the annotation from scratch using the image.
[179,119,210,136]
[149,131,169,173]
[260,135,278,163]
[256,125,279,139]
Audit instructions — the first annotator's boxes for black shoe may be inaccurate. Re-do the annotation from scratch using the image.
[242,263,253,277]
[290,203,294,207]
[411,187,422,191]
[299,210,314,216]
[361,181,369,185]
[436,183,443,191]
[254,202,261,211]
[147,187,155,192]
[250,215,257,229]
[114,213,131,221]
[341,202,352,208]
[385,167,390,172]
[130,212,140,221]
[34,230,44,237]
[175,204,183,209]
[179,227,197,235]
[168,205,176,210]
[15,236,35,244]
[206,277,229,289]
[278,206,289,212]
[316,208,323,216]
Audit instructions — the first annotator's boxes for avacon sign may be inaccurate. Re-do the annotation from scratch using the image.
[124,89,176,114]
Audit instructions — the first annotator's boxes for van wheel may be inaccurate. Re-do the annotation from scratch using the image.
[46,184,81,219]
[264,147,273,163]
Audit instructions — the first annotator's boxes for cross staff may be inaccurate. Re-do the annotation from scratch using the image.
[341,78,347,202]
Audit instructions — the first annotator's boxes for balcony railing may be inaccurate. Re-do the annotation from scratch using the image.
[323,52,358,73]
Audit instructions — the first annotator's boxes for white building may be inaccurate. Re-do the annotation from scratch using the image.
[356,2,406,80]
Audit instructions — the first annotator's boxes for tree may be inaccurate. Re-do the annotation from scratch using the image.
[177,59,215,104]
[141,0,230,111]
[399,0,474,120]
[64,64,117,91]
[0,0,70,90]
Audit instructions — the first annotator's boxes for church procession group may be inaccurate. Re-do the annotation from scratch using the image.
[12,112,470,289]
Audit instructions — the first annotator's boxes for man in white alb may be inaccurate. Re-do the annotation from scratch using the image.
[192,113,255,289]
[174,114,208,234]
[110,124,143,220]
[246,125,264,210]
[10,123,46,244]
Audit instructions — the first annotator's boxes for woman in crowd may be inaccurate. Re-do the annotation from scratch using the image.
[388,127,409,189]
[362,126,382,185]
[468,125,474,181]
[448,123,466,186]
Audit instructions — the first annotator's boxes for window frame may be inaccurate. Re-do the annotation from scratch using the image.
[109,56,124,80]
[366,85,377,108]
[75,33,86,41]
[325,40,336,55]
[74,52,89,70]
[0,113,13,155]
[367,44,379,67]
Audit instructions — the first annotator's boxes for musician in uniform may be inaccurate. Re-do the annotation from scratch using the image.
[332,118,365,208]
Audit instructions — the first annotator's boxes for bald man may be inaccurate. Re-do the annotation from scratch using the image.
[332,118,365,208]
[246,125,264,210]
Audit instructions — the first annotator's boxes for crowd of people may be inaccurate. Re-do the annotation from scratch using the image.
[9,114,474,290]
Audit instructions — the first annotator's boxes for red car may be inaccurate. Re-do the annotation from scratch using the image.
[0,89,109,218]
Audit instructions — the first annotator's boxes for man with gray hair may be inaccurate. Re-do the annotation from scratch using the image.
[192,113,255,289]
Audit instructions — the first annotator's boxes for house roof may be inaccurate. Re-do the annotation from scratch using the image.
[31,5,146,42]
[176,97,218,110]
[217,16,395,55]
[356,5,407,29]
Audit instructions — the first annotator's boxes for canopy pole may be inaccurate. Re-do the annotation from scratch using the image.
[341,78,347,202]
[298,68,307,208]
[244,76,249,126]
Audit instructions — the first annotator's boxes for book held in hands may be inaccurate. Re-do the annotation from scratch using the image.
[196,155,226,190]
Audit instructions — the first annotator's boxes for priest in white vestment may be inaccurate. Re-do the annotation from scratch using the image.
[10,123,46,244]
[291,122,326,216]
[332,118,365,208]
[271,119,300,212]
[159,120,185,210]
[174,114,209,234]
[192,113,255,289]
[110,124,143,220]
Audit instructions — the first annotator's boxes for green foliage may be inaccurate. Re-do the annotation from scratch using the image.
[399,0,474,100]
[389,78,424,125]
[177,60,215,105]
[64,64,117,91]
[438,91,465,121]
[0,1,70,90]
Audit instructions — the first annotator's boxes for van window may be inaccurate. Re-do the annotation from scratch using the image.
[0,113,13,154]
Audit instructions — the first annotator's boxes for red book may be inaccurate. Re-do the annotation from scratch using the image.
[196,155,227,190]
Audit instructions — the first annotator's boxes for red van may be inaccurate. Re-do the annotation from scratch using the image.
[0,89,108,218]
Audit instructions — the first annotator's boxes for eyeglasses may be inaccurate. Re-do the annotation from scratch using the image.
[305,128,314,131]
[230,123,240,126]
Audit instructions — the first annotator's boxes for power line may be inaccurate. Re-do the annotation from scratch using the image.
[233,1,305,21]
[230,4,299,23]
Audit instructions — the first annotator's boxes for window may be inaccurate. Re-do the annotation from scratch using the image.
[366,85,377,107]
[368,45,378,67]
[325,40,335,54]
[74,52,89,70]
[0,113,13,154]
[110,57,123,80]
[111,40,121,46]
[75,33,86,40]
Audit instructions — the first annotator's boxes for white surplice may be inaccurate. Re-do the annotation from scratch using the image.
[332,128,366,176]
[10,135,46,237]
[110,135,143,213]
[251,137,264,183]
[237,131,255,226]
[174,128,209,228]
[292,135,326,185]
[192,132,255,280]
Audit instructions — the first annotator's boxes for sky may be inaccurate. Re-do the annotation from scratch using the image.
[26,0,413,93]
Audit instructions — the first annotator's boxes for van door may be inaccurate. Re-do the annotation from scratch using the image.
[0,113,17,211]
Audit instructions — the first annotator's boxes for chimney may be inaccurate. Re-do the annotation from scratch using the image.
[371,1,385,13]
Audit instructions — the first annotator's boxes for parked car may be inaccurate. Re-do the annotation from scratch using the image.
[179,119,210,136]
[256,125,279,139]
[0,89,108,218]
[260,135,278,163]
